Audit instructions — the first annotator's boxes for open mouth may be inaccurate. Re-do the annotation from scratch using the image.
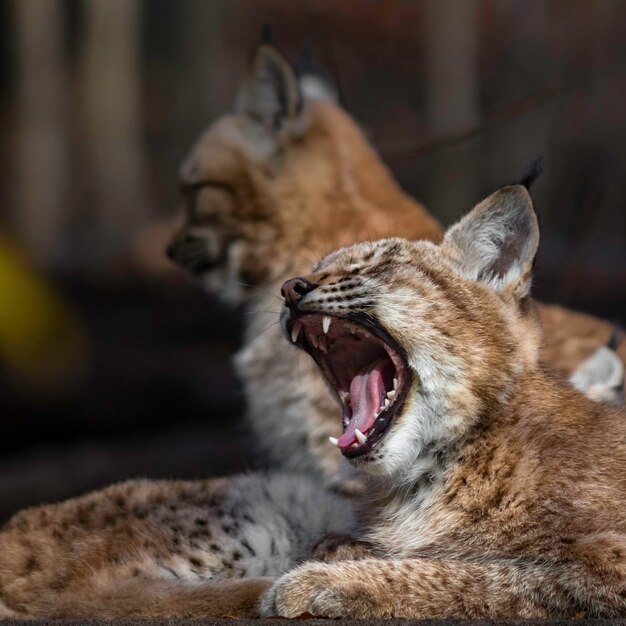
[287,313,411,458]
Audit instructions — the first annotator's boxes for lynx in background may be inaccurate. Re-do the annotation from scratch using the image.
[263,184,626,619]
[0,473,354,618]
[168,45,624,482]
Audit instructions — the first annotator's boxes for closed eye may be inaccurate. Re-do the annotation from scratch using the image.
[178,180,235,197]
[179,180,237,223]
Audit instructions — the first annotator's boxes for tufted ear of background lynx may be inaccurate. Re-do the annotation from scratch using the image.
[168,43,624,483]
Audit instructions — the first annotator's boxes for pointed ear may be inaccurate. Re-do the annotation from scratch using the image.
[443,186,539,299]
[235,46,307,136]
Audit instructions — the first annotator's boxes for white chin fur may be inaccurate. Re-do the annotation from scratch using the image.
[199,240,248,306]
[201,270,245,306]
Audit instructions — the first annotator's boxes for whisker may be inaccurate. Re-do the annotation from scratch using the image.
[243,309,282,316]
[356,274,378,288]
[240,286,283,303]
[249,320,281,340]
[234,281,283,301]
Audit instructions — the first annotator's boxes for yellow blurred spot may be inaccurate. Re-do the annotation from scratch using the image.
[0,235,86,391]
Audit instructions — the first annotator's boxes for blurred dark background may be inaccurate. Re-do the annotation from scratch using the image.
[0,0,625,522]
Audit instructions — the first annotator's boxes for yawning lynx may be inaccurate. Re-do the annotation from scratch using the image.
[263,183,626,618]
[168,45,624,482]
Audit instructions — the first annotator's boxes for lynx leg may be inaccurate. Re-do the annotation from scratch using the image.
[261,557,624,619]
[17,576,273,618]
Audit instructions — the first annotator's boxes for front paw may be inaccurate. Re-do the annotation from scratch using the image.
[311,533,374,562]
[260,563,344,618]
[260,562,379,618]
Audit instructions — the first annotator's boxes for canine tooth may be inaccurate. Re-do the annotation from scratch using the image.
[322,316,331,334]
[355,429,367,444]
[328,437,339,447]
[291,321,302,343]
[393,377,398,390]
[386,389,396,399]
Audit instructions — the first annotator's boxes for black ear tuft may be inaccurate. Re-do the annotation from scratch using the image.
[261,23,273,46]
[607,324,623,351]
[518,157,544,190]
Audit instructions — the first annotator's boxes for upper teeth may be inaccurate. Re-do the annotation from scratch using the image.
[293,320,402,435]
[329,436,339,447]
[322,316,331,334]
[291,321,302,343]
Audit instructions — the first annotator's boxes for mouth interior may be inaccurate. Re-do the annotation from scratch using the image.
[288,314,409,457]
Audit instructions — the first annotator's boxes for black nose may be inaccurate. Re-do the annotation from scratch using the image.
[166,235,196,262]
[281,277,317,310]
[166,241,178,261]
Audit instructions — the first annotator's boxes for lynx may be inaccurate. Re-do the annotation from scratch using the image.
[262,183,626,618]
[0,473,355,618]
[168,45,624,482]
[1,44,622,620]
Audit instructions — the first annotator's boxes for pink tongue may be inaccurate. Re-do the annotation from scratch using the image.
[338,358,387,449]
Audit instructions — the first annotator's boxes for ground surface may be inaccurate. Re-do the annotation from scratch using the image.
[1,619,625,625]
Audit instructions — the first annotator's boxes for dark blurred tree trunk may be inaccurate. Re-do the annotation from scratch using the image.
[80,0,149,266]
[179,0,233,126]
[483,0,552,197]
[423,0,479,224]
[13,0,68,269]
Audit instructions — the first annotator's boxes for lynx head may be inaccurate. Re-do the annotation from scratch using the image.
[167,45,373,303]
[280,185,542,478]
